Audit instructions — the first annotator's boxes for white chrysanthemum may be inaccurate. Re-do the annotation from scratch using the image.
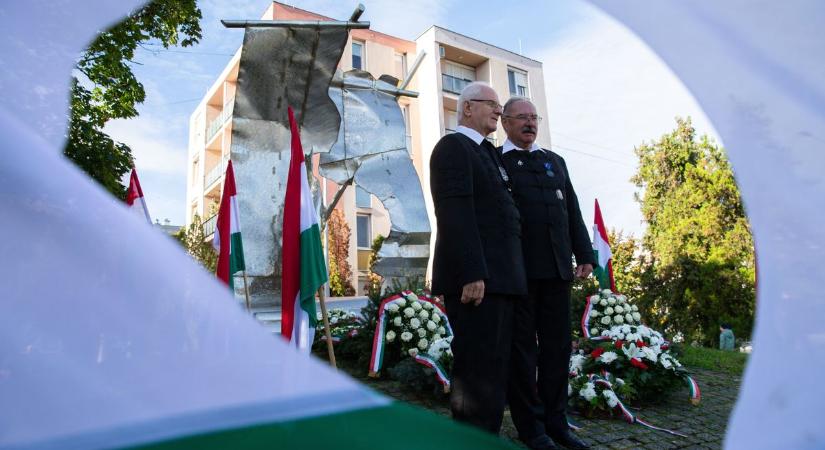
[387,303,400,313]
[397,298,406,307]
[590,310,599,318]
[603,389,619,408]
[616,332,625,340]
[418,310,430,320]
[386,330,396,342]
[638,325,651,337]
[423,302,434,310]
[614,305,624,314]
[410,318,421,329]
[632,312,641,321]
[601,330,611,337]
[590,328,599,336]
[632,304,638,311]
[438,326,446,334]
[408,348,418,357]
[620,324,631,334]
[403,307,415,318]
[418,338,429,350]
[417,328,426,338]
[599,351,618,364]
[626,333,638,342]
[579,383,597,401]
[600,316,611,325]
[600,299,609,306]
[604,306,614,316]
[625,313,634,323]
[405,292,418,302]
[608,298,617,305]
[601,289,612,295]
[400,331,413,342]
[411,301,422,311]
[617,295,627,302]
[614,315,624,324]
[426,320,437,331]
[393,317,403,327]
[569,354,586,374]
[641,347,658,362]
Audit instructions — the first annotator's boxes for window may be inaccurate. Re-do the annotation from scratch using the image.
[394,52,407,81]
[352,41,364,70]
[355,186,371,208]
[356,214,371,248]
[508,68,529,96]
[442,61,475,94]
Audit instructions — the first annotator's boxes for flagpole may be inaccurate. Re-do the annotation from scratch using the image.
[241,270,252,312]
[316,286,337,368]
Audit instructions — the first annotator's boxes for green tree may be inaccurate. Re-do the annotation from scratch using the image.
[631,117,755,345]
[172,215,217,273]
[65,0,202,198]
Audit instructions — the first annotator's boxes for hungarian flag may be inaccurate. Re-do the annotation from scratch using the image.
[592,199,616,291]
[281,106,328,350]
[125,168,151,224]
[213,160,245,292]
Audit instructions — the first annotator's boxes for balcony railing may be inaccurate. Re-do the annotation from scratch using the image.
[205,99,234,144]
[203,155,229,189]
[442,74,473,95]
[203,214,217,238]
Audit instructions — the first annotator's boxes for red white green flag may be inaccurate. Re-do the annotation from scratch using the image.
[213,160,245,292]
[592,198,616,292]
[281,106,328,351]
[125,168,151,224]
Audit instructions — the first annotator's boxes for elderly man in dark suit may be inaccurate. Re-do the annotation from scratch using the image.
[500,97,594,450]
[429,81,527,434]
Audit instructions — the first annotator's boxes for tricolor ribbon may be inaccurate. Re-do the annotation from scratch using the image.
[587,374,688,438]
[685,375,701,405]
[368,291,451,378]
[412,353,451,392]
[581,295,611,341]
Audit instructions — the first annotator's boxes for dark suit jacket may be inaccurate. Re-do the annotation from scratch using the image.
[430,133,527,296]
[500,147,595,281]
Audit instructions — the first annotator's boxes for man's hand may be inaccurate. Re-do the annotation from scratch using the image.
[461,280,485,306]
[575,263,593,279]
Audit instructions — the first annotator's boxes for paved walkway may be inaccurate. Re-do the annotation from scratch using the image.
[345,366,740,449]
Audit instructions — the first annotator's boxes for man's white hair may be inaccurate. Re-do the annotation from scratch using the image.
[456,81,493,122]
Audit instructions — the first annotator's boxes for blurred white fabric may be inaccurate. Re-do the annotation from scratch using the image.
[591,1,825,448]
[0,3,384,449]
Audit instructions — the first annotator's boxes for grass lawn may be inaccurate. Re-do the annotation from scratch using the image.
[678,345,749,376]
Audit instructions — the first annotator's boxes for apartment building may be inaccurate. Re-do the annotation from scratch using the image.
[186,2,550,295]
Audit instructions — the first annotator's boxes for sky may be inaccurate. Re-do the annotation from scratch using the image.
[104,0,720,238]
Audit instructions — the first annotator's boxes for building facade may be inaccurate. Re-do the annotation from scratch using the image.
[186,2,550,296]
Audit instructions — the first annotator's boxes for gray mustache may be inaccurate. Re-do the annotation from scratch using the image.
[521,126,537,134]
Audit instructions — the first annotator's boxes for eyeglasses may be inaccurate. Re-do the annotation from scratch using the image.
[503,114,543,123]
[469,99,503,110]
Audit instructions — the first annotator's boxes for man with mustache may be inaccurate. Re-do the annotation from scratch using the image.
[500,97,594,450]
[430,82,527,434]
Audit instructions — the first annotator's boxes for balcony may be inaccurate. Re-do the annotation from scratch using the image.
[204,155,230,190]
[442,74,472,95]
[203,214,217,238]
[205,99,234,144]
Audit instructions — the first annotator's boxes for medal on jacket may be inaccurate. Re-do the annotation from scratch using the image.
[498,166,510,183]
[556,189,564,200]
[544,161,555,177]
